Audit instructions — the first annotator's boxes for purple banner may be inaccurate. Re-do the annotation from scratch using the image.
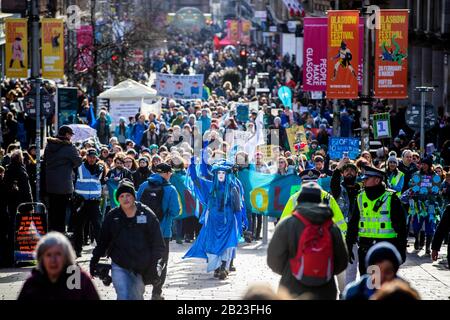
[302,17,364,92]
[75,25,94,72]
[303,18,327,91]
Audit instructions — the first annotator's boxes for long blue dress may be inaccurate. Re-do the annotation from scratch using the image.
[183,162,242,272]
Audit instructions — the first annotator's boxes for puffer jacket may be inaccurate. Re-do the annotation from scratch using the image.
[43,137,82,194]
[267,203,348,300]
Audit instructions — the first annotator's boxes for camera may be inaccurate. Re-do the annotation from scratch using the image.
[95,263,112,286]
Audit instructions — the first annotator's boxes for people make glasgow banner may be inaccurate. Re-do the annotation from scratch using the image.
[328,137,360,160]
[156,73,204,100]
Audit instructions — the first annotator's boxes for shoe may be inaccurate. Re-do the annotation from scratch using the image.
[151,293,165,300]
[414,237,419,250]
[214,268,220,278]
[176,239,183,244]
[184,239,192,243]
[229,265,236,272]
[218,268,228,280]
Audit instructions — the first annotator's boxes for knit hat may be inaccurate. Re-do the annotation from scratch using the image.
[365,242,402,273]
[420,155,433,166]
[297,182,322,204]
[387,155,398,165]
[138,157,149,165]
[149,123,156,129]
[115,179,136,201]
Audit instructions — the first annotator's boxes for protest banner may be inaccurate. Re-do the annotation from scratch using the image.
[171,172,203,220]
[156,73,204,100]
[327,11,360,99]
[374,10,409,99]
[41,18,64,79]
[328,137,360,160]
[238,170,301,217]
[5,18,28,78]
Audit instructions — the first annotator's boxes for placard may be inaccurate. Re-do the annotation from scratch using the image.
[236,104,249,123]
[373,113,391,139]
[328,137,360,160]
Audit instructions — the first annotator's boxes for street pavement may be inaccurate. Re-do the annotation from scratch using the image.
[0,223,449,300]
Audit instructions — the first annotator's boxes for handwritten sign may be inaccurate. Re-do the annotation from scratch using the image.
[328,137,360,160]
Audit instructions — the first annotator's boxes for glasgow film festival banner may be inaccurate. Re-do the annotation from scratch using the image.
[41,19,65,79]
[327,11,359,99]
[156,73,204,100]
[5,18,28,78]
[374,10,409,99]
[304,17,363,92]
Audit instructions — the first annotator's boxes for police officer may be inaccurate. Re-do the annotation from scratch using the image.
[346,165,407,275]
[281,169,348,236]
[73,148,106,257]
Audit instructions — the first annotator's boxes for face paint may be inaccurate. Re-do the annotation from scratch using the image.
[217,170,226,182]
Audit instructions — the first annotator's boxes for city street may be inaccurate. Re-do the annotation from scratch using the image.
[1,225,449,300]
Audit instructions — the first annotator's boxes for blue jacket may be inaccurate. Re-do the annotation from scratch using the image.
[131,122,148,147]
[136,174,181,238]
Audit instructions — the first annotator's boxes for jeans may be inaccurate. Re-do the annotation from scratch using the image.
[111,262,145,300]
[412,215,436,237]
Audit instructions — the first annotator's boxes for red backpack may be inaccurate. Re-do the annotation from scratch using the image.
[289,211,334,286]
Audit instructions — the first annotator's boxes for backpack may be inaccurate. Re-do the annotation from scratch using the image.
[289,211,334,287]
[140,180,168,221]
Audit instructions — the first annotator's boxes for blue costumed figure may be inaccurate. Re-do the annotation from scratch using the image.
[183,159,244,280]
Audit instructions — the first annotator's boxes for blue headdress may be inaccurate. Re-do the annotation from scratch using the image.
[210,160,235,207]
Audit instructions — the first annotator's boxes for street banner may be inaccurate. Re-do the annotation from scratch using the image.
[278,86,292,108]
[5,18,28,78]
[303,17,363,92]
[155,73,204,100]
[75,25,94,72]
[328,137,360,160]
[374,10,409,98]
[241,20,251,45]
[303,18,327,91]
[327,11,360,99]
[237,169,301,217]
[41,18,64,79]
[227,20,240,44]
[373,113,392,139]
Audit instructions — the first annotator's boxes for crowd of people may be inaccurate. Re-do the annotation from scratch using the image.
[0,30,449,301]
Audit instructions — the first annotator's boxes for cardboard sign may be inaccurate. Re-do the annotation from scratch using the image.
[373,113,392,139]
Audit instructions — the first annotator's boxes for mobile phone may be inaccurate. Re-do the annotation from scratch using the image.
[343,151,349,158]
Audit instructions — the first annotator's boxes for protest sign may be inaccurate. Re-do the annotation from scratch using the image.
[328,137,360,160]
[236,104,249,123]
[156,73,204,99]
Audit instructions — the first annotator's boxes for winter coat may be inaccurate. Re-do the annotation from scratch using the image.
[132,167,151,190]
[140,129,160,148]
[136,174,181,239]
[267,203,348,299]
[43,137,82,195]
[91,202,166,276]
[3,162,33,216]
[18,268,99,300]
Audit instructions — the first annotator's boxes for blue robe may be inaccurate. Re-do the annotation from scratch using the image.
[183,163,242,272]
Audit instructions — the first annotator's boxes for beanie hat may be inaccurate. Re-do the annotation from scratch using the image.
[420,155,433,166]
[387,155,398,165]
[296,182,322,204]
[138,157,149,165]
[365,242,402,273]
[115,179,136,201]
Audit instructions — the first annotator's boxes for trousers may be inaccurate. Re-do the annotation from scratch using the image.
[152,238,170,295]
[111,262,145,300]
[73,199,102,253]
[48,193,71,233]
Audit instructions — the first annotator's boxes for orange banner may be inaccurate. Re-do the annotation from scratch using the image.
[5,18,28,78]
[374,10,409,99]
[327,11,359,99]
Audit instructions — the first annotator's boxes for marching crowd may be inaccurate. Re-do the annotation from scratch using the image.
[0,31,449,301]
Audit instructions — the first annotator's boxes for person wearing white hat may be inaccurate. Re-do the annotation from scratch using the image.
[386,154,404,198]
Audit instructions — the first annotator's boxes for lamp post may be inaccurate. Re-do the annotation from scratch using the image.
[415,86,435,156]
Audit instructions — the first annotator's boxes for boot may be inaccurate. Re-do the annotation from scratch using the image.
[414,234,420,250]
[419,231,425,250]
[425,236,432,255]
[229,259,236,272]
[218,261,228,280]
[214,268,220,278]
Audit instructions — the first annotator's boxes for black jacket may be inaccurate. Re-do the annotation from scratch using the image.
[432,205,450,252]
[91,202,165,275]
[43,137,82,195]
[330,169,361,223]
[347,183,407,261]
[3,162,33,213]
[132,167,151,189]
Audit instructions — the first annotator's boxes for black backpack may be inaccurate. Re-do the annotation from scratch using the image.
[140,180,168,221]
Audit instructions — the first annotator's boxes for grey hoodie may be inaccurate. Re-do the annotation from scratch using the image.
[267,203,348,299]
